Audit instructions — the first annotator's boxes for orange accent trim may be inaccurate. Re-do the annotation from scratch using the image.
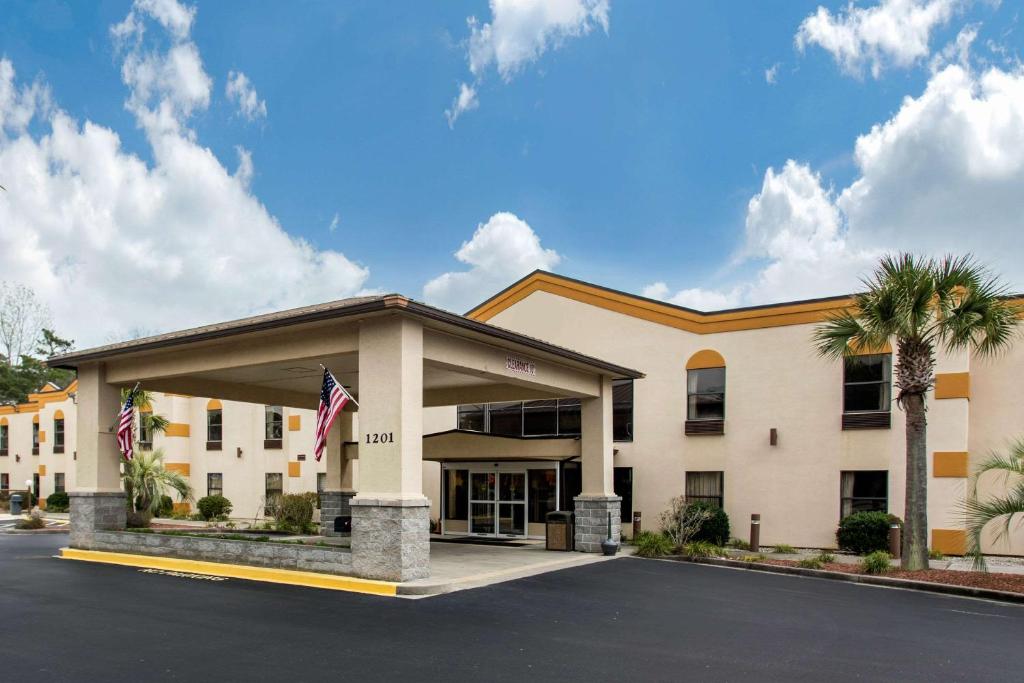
[934,372,970,400]
[685,349,726,370]
[53,409,65,419]
[162,393,193,398]
[931,529,966,556]
[206,399,222,410]
[32,414,39,424]
[164,423,191,437]
[38,430,46,443]
[288,415,301,431]
[38,464,46,476]
[172,502,191,514]
[38,499,46,510]
[0,417,6,426]
[468,271,857,333]
[288,461,301,478]
[165,462,190,476]
[933,451,969,478]
[850,340,892,355]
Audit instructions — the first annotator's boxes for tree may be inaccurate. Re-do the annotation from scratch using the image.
[814,254,1020,570]
[0,282,51,366]
[121,449,193,515]
[121,387,169,438]
[963,441,1024,570]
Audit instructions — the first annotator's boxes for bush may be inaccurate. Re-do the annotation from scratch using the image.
[797,556,824,569]
[635,530,674,557]
[860,550,892,574]
[689,502,730,546]
[772,543,797,554]
[16,510,46,530]
[836,511,901,555]
[197,495,233,521]
[275,493,315,533]
[155,495,174,518]
[728,537,751,550]
[681,541,725,558]
[46,491,70,513]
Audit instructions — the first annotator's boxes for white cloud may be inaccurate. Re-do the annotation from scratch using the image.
[0,2,369,347]
[423,212,560,312]
[796,0,961,78]
[447,0,610,125]
[328,212,340,233]
[225,70,267,121]
[765,62,780,85]
[445,82,478,128]
[645,61,1024,310]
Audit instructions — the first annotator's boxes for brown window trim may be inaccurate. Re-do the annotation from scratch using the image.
[206,441,223,451]
[0,449,7,457]
[264,439,283,450]
[685,419,725,436]
[32,446,39,456]
[53,445,65,454]
[138,442,153,451]
[841,411,891,430]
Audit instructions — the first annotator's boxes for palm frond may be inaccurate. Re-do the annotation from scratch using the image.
[962,441,1024,569]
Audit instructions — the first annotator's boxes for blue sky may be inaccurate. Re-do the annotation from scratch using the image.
[1,0,1023,345]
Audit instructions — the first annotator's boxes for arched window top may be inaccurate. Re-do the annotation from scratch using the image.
[138,405,152,414]
[207,399,222,411]
[32,414,40,424]
[849,340,892,356]
[0,417,7,426]
[53,409,64,420]
[686,349,726,370]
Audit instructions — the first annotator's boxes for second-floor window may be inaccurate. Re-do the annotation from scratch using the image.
[265,405,283,441]
[843,354,892,413]
[138,411,153,449]
[32,421,39,455]
[207,408,222,445]
[687,367,726,421]
[53,417,65,453]
[0,423,8,455]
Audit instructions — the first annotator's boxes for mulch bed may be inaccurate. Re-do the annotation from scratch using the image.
[761,558,1024,595]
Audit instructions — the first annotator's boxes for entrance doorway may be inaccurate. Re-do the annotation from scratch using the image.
[469,471,526,537]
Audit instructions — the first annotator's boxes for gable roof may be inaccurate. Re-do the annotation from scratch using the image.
[467,270,855,334]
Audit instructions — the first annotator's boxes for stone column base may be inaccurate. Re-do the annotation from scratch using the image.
[350,497,430,581]
[574,495,622,552]
[320,490,356,537]
[70,491,127,549]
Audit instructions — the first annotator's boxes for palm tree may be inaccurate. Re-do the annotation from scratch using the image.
[122,449,193,515]
[120,387,169,438]
[963,440,1024,569]
[814,254,1020,570]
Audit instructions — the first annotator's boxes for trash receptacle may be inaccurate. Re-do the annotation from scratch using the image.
[546,511,574,551]
[10,494,22,516]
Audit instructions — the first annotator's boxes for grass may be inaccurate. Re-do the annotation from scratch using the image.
[738,554,767,563]
[728,538,751,550]
[771,543,797,554]
[860,550,892,574]
[634,530,674,557]
[928,549,945,560]
[682,541,725,558]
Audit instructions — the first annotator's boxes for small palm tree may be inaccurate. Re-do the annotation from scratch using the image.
[963,441,1024,569]
[814,254,1020,570]
[120,387,169,438]
[122,449,193,515]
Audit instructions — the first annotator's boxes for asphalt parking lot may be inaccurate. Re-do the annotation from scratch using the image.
[1,533,1021,682]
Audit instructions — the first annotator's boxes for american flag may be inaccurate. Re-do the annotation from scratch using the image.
[314,368,353,461]
[116,391,135,460]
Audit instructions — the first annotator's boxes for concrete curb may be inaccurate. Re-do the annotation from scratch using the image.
[663,556,1024,605]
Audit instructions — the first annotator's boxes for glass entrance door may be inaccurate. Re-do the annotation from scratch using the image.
[469,471,526,537]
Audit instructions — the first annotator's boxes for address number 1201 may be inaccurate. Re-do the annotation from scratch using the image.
[365,432,395,444]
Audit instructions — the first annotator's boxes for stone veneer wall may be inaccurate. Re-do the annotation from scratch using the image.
[81,530,354,575]
[320,490,355,537]
[350,498,430,582]
[574,495,622,552]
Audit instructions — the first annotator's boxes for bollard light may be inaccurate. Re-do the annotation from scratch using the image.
[888,523,901,559]
[750,513,761,552]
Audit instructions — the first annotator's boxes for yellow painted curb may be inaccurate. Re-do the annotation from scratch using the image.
[58,548,397,596]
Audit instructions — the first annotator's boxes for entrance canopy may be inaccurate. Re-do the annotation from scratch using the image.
[423,429,581,462]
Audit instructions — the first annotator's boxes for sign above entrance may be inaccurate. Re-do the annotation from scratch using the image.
[505,355,537,377]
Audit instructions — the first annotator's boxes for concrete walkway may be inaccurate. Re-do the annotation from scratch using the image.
[731,545,1024,574]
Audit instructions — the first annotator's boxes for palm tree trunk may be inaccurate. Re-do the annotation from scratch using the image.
[902,392,929,570]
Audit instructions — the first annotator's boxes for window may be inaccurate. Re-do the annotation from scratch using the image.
[841,471,888,518]
[138,411,153,450]
[0,422,8,455]
[54,472,65,494]
[265,473,283,516]
[687,367,725,421]
[614,467,633,523]
[686,471,724,508]
[53,416,65,453]
[32,421,39,455]
[557,399,581,435]
[264,405,283,448]
[444,469,468,522]
[457,404,485,432]
[207,473,223,498]
[613,379,633,442]
[316,472,326,500]
[527,469,557,523]
[488,402,523,436]
[206,406,222,449]
[1,473,8,490]
[523,400,557,436]
[844,354,891,413]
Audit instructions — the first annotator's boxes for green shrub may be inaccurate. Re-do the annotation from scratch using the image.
[689,502,730,545]
[45,491,70,513]
[155,495,174,518]
[635,530,674,557]
[816,551,836,563]
[728,537,751,550]
[797,556,824,569]
[772,543,797,554]
[928,548,944,560]
[739,554,766,563]
[837,511,900,554]
[682,541,725,558]
[197,494,233,521]
[860,550,892,574]
[275,493,315,533]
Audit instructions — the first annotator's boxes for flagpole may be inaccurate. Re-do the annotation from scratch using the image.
[320,363,359,407]
[109,382,142,433]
